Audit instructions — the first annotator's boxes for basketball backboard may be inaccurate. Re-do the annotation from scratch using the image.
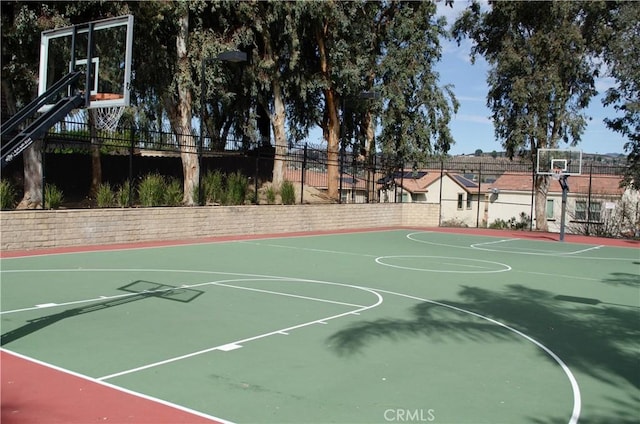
[536,148,582,176]
[38,15,133,111]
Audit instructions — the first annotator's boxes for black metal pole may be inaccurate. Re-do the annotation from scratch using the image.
[559,176,570,242]
[587,163,593,236]
[84,23,94,107]
[129,126,134,207]
[301,143,307,204]
[198,58,207,206]
[476,163,482,227]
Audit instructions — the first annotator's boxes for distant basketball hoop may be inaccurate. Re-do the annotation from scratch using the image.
[551,167,564,181]
[90,93,125,132]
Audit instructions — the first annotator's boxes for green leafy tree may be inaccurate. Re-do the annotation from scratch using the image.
[295,1,457,201]
[601,2,640,190]
[453,1,601,231]
[1,3,68,208]
[377,1,458,168]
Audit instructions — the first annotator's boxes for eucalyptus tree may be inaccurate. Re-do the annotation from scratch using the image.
[376,1,457,170]
[601,1,640,189]
[1,1,128,208]
[453,1,601,231]
[1,2,68,208]
[294,1,456,202]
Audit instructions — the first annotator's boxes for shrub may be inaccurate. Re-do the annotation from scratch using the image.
[138,173,165,207]
[96,183,116,208]
[265,185,276,205]
[202,170,225,204]
[164,178,183,206]
[0,179,17,210]
[441,218,468,228]
[280,180,296,205]
[117,180,132,207]
[489,213,531,230]
[225,171,248,205]
[45,184,64,209]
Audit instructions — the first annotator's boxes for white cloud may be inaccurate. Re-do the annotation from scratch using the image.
[454,114,492,124]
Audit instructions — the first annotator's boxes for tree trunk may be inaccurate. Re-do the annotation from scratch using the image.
[534,174,550,231]
[325,88,340,202]
[3,80,43,209]
[173,10,197,206]
[271,79,287,188]
[17,141,43,209]
[316,23,340,202]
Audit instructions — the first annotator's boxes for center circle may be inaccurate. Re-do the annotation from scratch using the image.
[375,255,511,273]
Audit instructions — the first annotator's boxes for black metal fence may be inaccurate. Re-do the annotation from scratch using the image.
[2,118,632,230]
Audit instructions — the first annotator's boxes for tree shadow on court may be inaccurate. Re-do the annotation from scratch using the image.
[601,271,640,287]
[327,284,639,421]
[1,281,203,346]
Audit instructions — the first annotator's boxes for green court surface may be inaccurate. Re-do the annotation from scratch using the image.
[1,230,639,423]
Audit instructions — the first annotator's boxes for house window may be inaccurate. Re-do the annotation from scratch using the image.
[466,194,472,209]
[457,193,463,209]
[589,201,602,222]
[575,201,586,220]
[575,201,602,222]
[546,199,554,219]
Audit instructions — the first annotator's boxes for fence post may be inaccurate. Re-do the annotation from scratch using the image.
[476,163,482,228]
[438,160,444,226]
[301,143,307,204]
[41,140,46,208]
[254,154,259,204]
[129,126,134,207]
[587,162,593,236]
[530,166,536,231]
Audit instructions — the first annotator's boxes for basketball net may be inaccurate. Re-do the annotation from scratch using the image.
[90,93,125,133]
[91,107,125,132]
[551,168,564,181]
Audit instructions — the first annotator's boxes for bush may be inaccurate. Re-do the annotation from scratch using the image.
[164,178,183,206]
[202,170,225,204]
[45,184,64,209]
[138,173,165,207]
[117,180,132,207]
[0,179,17,210]
[441,218,468,228]
[489,213,531,230]
[225,171,248,205]
[96,183,116,208]
[265,185,276,205]
[280,180,296,205]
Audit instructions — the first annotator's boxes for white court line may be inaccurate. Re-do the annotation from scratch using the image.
[1,348,237,424]
[97,288,383,381]
[239,241,378,258]
[407,232,631,260]
[471,238,515,246]
[210,281,366,308]
[373,287,582,424]
[2,266,581,424]
[563,245,604,255]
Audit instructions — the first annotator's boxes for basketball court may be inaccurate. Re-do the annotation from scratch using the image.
[2,228,638,423]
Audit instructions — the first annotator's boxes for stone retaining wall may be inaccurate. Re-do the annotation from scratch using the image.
[1,203,439,252]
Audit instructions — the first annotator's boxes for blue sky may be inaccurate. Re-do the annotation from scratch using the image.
[435,1,627,156]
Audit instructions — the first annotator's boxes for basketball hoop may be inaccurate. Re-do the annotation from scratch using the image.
[551,168,563,181]
[90,93,125,132]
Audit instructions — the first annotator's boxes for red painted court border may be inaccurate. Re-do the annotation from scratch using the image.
[1,226,637,259]
[1,349,226,424]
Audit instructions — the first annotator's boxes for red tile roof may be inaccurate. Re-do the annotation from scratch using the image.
[487,172,625,195]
